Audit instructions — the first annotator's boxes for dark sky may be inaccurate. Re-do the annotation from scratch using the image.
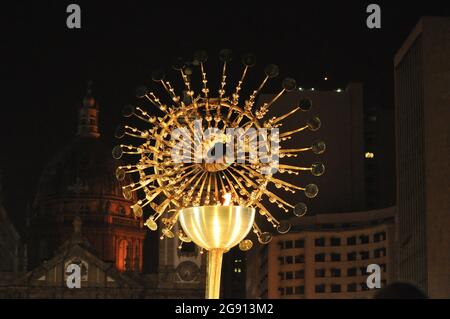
[2,1,450,229]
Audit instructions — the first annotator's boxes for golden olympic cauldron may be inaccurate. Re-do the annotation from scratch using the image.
[114,50,326,299]
[179,206,255,299]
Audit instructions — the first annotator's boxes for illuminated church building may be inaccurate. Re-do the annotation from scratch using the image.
[0,87,205,298]
[29,89,146,273]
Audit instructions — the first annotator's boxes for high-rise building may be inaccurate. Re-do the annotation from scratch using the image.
[394,17,450,298]
[222,248,247,298]
[246,84,397,299]
[246,207,395,299]
[258,83,366,215]
[363,107,396,209]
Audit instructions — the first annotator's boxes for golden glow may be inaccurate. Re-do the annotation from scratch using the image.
[114,52,325,252]
[179,205,255,298]
[206,248,224,299]
[179,206,255,251]
[365,152,375,159]
[222,193,232,206]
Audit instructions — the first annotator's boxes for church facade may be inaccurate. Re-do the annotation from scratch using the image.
[0,86,205,298]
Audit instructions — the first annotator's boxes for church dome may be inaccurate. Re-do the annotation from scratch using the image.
[34,83,134,208]
[34,136,130,205]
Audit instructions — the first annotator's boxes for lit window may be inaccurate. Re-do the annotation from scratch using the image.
[117,239,129,271]
[365,152,375,159]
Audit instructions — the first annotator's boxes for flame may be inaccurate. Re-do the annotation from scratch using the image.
[222,193,232,206]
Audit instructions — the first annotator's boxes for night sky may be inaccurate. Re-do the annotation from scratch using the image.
[2,1,450,230]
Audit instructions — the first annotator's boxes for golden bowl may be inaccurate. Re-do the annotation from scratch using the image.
[179,206,256,251]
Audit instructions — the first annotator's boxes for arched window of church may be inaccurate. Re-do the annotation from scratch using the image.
[117,239,129,271]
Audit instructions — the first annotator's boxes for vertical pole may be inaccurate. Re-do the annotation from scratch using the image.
[206,248,224,299]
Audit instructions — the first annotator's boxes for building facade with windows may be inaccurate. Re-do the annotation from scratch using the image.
[394,17,450,298]
[246,84,397,299]
[246,207,395,299]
